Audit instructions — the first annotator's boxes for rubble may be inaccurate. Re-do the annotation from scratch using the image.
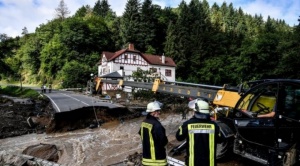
[0,96,53,139]
[0,151,60,166]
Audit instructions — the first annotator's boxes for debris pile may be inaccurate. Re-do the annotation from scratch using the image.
[0,97,53,139]
[126,152,142,165]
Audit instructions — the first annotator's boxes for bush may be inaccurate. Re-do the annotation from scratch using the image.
[0,86,41,99]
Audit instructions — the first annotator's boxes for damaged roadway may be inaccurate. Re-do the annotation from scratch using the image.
[44,90,125,112]
[0,94,255,166]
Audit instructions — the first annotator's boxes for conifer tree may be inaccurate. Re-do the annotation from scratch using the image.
[165,1,190,80]
[93,0,111,18]
[100,0,110,17]
[75,5,91,18]
[139,0,156,52]
[93,0,101,16]
[120,0,141,49]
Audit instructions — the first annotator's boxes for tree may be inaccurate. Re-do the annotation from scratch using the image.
[57,61,91,88]
[40,34,67,80]
[188,0,211,79]
[55,0,70,20]
[165,1,190,81]
[0,34,16,58]
[138,0,156,52]
[110,17,123,49]
[275,16,300,78]
[93,0,114,18]
[0,34,19,78]
[75,5,92,18]
[155,7,177,54]
[22,27,28,36]
[93,0,101,16]
[100,0,111,17]
[120,0,141,49]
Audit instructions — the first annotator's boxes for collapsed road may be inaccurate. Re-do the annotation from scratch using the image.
[43,90,125,112]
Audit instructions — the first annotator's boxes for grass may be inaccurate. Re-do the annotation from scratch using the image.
[0,85,41,99]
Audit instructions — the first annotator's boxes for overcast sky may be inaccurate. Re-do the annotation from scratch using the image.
[0,0,299,38]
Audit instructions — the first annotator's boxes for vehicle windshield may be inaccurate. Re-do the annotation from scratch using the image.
[237,82,300,120]
[237,84,277,116]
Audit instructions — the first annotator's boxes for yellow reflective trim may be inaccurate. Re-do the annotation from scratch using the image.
[142,158,167,166]
[189,124,214,129]
[179,126,183,135]
[188,124,194,166]
[187,123,215,166]
[142,158,167,163]
[188,131,194,166]
[149,130,155,160]
[141,122,156,160]
[209,130,215,166]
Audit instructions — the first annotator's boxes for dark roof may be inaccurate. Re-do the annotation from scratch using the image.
[99,71,123,78]
[102,49,176,67]
[143,54,176,67]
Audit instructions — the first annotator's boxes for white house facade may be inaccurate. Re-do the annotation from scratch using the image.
[97,44,176,91]
[98,44,176,81]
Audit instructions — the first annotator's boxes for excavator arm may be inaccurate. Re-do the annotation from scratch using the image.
[96,78,241,108]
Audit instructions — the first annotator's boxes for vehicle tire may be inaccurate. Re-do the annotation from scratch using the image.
[216,137,232,160]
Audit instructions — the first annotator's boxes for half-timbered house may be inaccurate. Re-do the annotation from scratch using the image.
[98,43,176,91]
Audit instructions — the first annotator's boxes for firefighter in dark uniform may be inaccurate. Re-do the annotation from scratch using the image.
[139,101,168,166]
[176,99,221,166]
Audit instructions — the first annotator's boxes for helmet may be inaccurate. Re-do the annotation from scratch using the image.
[146,102,161,113]
[195,100,209,114]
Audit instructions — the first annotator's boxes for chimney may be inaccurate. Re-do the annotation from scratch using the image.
[162,53,165,64]
[128,43,134,50]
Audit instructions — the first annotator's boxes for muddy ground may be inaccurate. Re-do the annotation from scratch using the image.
[0,97,53,139]
[0,95,258,166]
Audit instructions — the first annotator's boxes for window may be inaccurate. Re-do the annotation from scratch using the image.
[150,68,157,73]
[237,83,277,114]
[279,83,300,120]
[133,55,136,61]
[165,69,172,77]
[120,66,124,70]
[124,54,128,60]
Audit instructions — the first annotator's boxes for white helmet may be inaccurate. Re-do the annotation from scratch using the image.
[146,102,161,113]
[188,99,209,114]
[195,100,209,114]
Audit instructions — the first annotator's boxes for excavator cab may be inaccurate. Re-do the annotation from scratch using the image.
[237,84,277,117]
[232,80,300,165]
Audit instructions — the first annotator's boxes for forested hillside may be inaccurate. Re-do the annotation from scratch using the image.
[0,0,299,88]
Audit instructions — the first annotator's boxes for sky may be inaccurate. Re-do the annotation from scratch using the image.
[0,0,299,38]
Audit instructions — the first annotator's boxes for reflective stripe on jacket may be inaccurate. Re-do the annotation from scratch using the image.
[176,116,220,166]
[139,114,168,166]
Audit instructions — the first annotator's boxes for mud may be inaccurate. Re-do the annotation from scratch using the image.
[0,97,53,139]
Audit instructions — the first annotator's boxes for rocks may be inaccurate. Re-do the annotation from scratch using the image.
[22,144,60,162]
[0,96,52,139]
[0,151,61,166]
[126,152,142,165]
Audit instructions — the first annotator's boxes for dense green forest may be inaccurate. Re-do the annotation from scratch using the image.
[0,0,299,88]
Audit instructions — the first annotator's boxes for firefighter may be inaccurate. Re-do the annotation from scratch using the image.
[176,99,221,166]
[138,101,168,166]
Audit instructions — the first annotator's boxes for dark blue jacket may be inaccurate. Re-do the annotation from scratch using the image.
[176,114,221,166]
[139,114,168,165]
